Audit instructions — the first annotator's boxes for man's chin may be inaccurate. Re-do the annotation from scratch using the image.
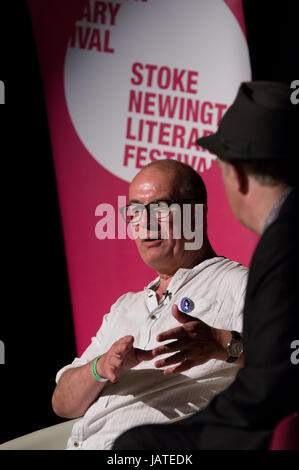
[137,241,169,268]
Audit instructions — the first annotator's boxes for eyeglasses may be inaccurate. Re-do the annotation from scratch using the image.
[119,199,202,224]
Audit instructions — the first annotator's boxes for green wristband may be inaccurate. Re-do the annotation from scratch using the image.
[91,355,108,382]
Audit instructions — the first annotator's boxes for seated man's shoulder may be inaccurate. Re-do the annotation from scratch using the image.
[211,257,248,295]
[213,257,248,280]
[191,257,247,304]
[113,290,144,308]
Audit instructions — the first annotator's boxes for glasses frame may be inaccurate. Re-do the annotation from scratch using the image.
[119,199,203,224]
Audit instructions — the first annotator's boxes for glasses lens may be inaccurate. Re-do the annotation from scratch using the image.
[152,201,170,219]
[123,201,172,223]
[126,204,143,223]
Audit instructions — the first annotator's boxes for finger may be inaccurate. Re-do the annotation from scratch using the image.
[154,351,188,368]
[163,361,195,376]
[121,335,135,347]
[114,336,134,355]
[135,348,154,362]
[152,339,187,357]
[107,372,119,383]
[106,356,124,382]
[156,306,198,342]
[110,355,124,369]
[171,304,197,324]
[104,363,119,383]
[156,326,187,343]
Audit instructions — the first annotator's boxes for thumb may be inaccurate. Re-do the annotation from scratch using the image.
[122,335,135,351]
[135,348,154,363]
[171,304,197,324]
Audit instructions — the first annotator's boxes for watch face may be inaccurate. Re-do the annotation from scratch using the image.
[229,340,243,357]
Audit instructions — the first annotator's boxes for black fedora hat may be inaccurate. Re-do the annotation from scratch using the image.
[196,81,299,161]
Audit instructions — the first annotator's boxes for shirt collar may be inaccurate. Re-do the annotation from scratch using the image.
[262,186,293,234]
[144,256,225,298]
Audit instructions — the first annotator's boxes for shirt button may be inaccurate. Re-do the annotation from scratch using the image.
[73,442,79,448]
[150,314,156,320]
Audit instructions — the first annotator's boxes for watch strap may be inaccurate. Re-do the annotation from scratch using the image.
[231,330,241,341]
[227,354,238,363]
[226,330,242,363]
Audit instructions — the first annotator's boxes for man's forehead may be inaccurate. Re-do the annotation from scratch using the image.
[129,168,177,198]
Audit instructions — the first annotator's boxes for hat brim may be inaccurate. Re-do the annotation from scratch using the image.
[196,133,228,160]
[196,133,251,161]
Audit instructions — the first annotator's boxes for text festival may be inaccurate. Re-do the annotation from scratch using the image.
[123,62,228,171]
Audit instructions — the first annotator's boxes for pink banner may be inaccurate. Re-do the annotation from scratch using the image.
[27,0,257,355]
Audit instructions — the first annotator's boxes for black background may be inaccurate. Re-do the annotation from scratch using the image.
[0,0,298,445]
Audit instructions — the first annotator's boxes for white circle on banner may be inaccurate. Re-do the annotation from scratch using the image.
[64,0,251,182]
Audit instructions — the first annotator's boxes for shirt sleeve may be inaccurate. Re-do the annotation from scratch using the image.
[55,312,110,384]
[55,293,129,384]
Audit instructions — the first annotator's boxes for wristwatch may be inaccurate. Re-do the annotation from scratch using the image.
[226,330,243,363]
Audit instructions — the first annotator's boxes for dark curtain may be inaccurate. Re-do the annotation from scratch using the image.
[0,1,76,444]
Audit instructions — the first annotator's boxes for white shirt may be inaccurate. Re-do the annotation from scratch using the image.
[56,256,248,450]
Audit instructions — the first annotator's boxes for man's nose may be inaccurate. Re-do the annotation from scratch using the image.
[139,206,149,226]
[139,206,160,233]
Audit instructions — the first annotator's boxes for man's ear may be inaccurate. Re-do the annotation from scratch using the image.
[230,162,248,195]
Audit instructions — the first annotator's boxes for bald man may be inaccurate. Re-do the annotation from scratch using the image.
[52,160,247,450]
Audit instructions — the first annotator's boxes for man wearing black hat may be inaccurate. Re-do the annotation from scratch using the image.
[113,81,299,450]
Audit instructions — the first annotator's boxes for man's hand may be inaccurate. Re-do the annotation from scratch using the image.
[98,336,154,383]
[152,305,227,375]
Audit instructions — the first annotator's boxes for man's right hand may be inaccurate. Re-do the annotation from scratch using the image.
[98,335,154,383]
[52,335,154,418]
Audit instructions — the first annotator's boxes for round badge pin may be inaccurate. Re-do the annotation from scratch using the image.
[180,297,193,313]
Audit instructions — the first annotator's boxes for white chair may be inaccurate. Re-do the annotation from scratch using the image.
[0,419,79,450]
[0,413,191,450]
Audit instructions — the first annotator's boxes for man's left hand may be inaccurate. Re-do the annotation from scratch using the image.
[153,304,227,375]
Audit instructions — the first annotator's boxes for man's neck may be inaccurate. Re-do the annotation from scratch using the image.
[155,243,216,301]
[248,181,290,235]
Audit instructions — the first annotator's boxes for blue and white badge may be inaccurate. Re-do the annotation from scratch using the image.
[180,297,193,313]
